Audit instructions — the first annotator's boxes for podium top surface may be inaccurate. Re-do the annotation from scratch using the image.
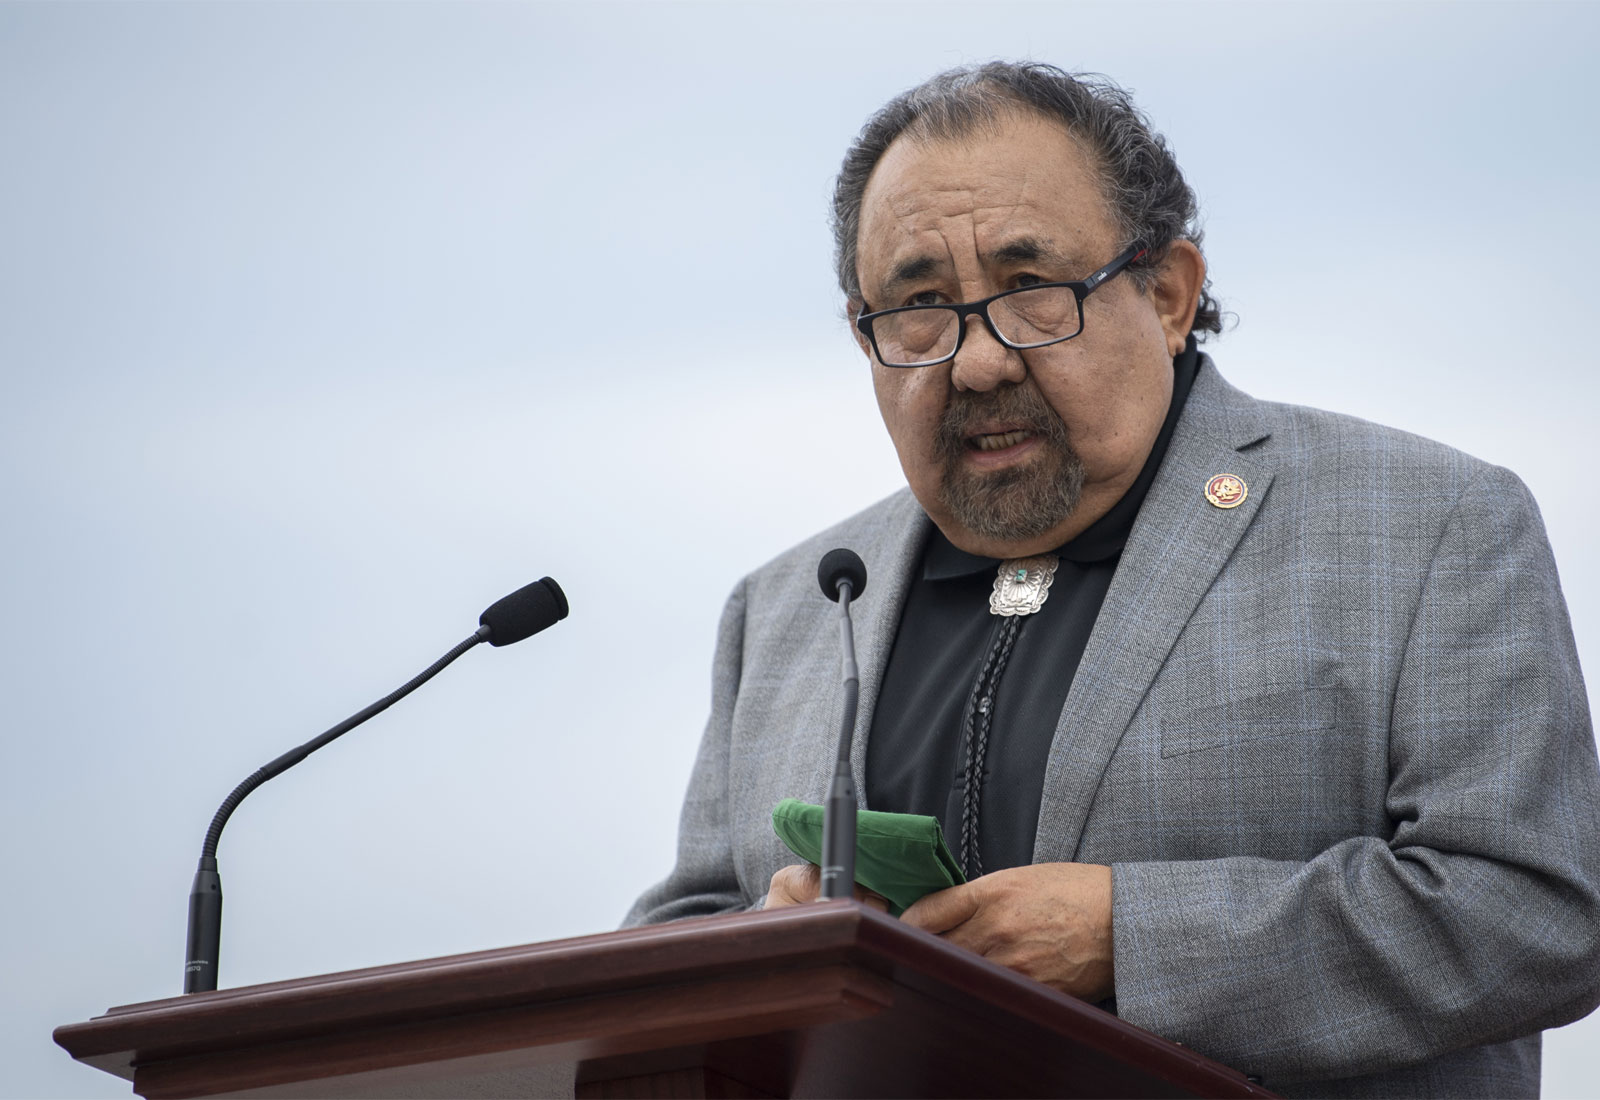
[55,901,1272,1099]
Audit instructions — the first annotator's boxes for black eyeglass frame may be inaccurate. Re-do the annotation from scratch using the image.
[855,242,1150,368]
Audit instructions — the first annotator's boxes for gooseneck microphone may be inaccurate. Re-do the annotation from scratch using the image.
[816,549,867,901]
[182,577,568,994]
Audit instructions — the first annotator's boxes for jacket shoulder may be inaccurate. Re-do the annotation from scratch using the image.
[742,488,923,590]
[1189,361,1541,540]
[1253,394,1515,502]
[719,489,928,652]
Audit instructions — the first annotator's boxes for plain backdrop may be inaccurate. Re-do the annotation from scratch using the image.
[4,2,1597,1096]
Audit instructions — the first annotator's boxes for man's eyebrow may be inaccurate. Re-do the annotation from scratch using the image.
[883,255,944,291]
[987,237,1080,269]
[877,238,1085,297]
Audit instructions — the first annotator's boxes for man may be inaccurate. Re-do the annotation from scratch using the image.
[625,63,1600,1097]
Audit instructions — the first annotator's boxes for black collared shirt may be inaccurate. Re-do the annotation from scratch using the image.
[865,342,1200,873]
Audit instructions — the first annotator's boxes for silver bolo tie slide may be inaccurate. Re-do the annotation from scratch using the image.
[989,554,1060,616]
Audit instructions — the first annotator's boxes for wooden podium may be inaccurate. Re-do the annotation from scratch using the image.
[55,901,1272,1098]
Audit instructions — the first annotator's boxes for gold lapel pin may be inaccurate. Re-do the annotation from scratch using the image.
[1204,473,1248,509]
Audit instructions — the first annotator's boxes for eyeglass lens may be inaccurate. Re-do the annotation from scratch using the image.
[871,286,1082,366]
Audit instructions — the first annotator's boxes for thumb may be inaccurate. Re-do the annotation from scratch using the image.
[900,881,981,933]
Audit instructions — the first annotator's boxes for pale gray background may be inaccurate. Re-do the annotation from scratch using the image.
[4,1,1597,1096]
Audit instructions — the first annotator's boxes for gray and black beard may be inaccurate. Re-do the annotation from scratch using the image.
[934,384,1085,543]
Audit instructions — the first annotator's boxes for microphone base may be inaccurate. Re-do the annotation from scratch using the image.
[184,859,222,994]
[819,776,857,901]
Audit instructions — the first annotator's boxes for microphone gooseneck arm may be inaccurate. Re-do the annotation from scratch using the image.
[184,627,490,994]
[819,579,861,900]
[182,574,568,994]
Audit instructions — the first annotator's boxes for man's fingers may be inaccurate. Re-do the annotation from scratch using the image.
[766,866,893,914]
[764,863,822,908]
[855,886,891,913]
[900,882,982,933]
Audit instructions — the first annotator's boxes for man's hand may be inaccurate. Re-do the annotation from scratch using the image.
[764,863,890,912]
[899,862,1114,1001]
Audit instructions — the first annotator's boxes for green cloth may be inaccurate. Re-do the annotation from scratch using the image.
[770,798,966,916]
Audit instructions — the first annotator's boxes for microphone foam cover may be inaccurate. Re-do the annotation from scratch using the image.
[817,548,867,603]
[479,577,568,646]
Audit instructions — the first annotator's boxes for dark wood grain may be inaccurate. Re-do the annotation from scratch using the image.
[55,902,1275,1099]
[577,1066,776,1099]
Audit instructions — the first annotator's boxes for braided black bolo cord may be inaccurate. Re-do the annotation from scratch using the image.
[198,627,489,861]
[958,613,1024,880]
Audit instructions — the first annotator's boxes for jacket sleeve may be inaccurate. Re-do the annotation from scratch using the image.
[1109,464,1600,1083]
[622,578,758,925]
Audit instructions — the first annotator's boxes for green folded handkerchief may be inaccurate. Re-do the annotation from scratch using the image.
[770,798,966,916]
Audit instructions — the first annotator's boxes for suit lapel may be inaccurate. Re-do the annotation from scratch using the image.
[1033,362,1277,862]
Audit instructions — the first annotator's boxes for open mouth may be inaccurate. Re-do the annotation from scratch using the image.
[969,428,1037,452]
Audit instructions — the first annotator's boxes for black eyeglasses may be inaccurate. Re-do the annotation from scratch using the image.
[855,242,1148,368]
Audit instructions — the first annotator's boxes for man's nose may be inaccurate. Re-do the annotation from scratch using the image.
[949,312,1027,392]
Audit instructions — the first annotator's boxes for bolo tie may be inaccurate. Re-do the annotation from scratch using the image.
[958,553,1060,880]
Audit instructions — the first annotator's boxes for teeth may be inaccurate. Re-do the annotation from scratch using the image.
[973,429,1032,452]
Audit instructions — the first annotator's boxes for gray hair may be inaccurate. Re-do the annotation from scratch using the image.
[831,62,1223,340]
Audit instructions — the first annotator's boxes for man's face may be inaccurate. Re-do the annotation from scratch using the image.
[854,111,1198,558]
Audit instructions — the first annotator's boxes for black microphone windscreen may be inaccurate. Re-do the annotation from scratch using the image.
[817,549,868,603]
[479,577,568,646]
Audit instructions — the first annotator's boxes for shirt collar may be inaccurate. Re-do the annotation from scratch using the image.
[922,335,1202,580]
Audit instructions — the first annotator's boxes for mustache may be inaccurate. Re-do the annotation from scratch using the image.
[933,384,1071,461]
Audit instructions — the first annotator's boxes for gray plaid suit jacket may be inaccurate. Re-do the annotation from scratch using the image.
[626,359,1600,1097]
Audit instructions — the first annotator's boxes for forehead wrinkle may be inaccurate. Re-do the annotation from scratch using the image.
[966,152,1107,267]
[966,160,1086,262]
[867,196,971,291]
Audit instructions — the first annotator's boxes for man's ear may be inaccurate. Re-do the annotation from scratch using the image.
[1150,240,1206,357]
